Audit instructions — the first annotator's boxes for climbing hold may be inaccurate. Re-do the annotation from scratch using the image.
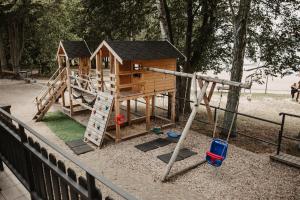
[105,105,109,110]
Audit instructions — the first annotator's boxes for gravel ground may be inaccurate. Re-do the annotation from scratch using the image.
[0,79,299,200]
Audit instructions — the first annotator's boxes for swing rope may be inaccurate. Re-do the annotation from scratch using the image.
[225,95,240,142]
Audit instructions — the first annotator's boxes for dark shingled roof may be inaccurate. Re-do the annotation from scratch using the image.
[106,40,185,61]
[61,41,91,59]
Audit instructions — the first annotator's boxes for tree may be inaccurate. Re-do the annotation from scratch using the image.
[156,0,173,43]
[222,0,252,135]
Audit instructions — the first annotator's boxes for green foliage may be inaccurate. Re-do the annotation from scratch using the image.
[43,111,85,142]
[247,0,300,76]
[22,0,79,75]
[0,0,299,77]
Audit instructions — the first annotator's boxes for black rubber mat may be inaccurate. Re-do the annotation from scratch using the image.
[166,137,180,143]
[135,138,172,152]
[135,141,159,152]
[152,138,172,147]
[157,148,197,163]
[66,139,94,155]
[178,148,197,159]
[157,152,184,163]
[72,145,94,155]
[66,139,86,148]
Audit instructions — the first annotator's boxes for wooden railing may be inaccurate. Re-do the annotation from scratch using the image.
[0,107,137,200]
[35,68,67,109]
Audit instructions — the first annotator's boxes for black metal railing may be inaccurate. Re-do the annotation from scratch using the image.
[0,107,137,200]
[136,95,281,147]
[277,112,300,155]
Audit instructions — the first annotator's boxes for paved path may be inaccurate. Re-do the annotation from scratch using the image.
[0,164,29,200]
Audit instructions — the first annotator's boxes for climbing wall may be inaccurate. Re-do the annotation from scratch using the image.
[84,91,114,147]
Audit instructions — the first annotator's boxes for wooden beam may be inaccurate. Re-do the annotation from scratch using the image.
[127,100,131,125]
[198,80,213,123]
[170,92,176,123]
[208,82,216,102]
[115,100,121,142]
[145,96,151,131]
[162,81,209,181]
[145,67,251,89]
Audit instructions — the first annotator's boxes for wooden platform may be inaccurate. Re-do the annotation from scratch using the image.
[270,153,300,169]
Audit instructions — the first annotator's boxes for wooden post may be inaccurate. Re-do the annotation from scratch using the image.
[115,100,121,142]
[96,51,104,92]
[114,57,121,142]
[170,91,176,123]
[198,80,214,123]
[66,58,73,116]
[127,100,131,125]
[162,81,209,181]
[57,56,65,107]
[146,96,151,131]
[151,95,155,117]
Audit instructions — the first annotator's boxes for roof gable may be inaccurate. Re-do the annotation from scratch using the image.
[91,40,185,64]
[60,40,91,59]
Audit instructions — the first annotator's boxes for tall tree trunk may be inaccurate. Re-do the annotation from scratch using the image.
[179,0,194,115]
[222,0,252,136]
[0,27,7,73]
[8,20,25,74]
[156,0,173,43]
[156,0,174,118]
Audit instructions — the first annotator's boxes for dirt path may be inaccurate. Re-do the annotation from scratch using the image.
[1,79,299,200]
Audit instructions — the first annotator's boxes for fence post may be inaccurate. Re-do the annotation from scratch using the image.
[19,125,35,199]
[0,158,3,171]
[277,114,285,155]
[86,172,101,200]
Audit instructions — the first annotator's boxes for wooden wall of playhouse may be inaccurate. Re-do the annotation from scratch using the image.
[94,47,176,142]
[78,57,90,77]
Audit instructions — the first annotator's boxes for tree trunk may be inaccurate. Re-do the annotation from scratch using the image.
[8,20,25,74]
[179,0,194,114]
[0,27,7,73]
[156,0,174,118]
[156,0,173,43]
[222,0,252,136]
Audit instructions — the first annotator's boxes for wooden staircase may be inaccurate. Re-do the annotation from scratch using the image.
[33,67,67,121]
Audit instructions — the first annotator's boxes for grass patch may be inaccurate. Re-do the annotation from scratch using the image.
[43,111,85,142]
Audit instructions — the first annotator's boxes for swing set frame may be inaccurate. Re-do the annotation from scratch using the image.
[144,67,251,181]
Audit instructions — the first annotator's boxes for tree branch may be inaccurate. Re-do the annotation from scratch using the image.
[228,0,236,17]
[192,3,201,17]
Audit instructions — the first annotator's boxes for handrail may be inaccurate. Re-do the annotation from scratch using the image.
[279,112,300,119]
[35,68,66,104]
[0,108,137,200]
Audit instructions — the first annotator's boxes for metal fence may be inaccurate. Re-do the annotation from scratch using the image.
[136,95,298,149]
[277,112,300,155]
[0,107,137,200]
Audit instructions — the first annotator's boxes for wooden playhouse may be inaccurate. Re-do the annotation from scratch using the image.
[86,40,185,145]
[34,40,92,121]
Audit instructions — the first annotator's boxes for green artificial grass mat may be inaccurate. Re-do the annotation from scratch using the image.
[43,111,85,142]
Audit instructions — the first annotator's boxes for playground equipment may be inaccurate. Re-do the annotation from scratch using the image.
[34,40,185,147]
[33,40,92,121]
[142,67,251,181]
[88,40,185,144]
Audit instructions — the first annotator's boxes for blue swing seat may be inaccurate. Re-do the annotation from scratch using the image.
[206,138,228,167]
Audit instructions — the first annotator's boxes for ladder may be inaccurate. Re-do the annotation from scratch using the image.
[33,67,67,121]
